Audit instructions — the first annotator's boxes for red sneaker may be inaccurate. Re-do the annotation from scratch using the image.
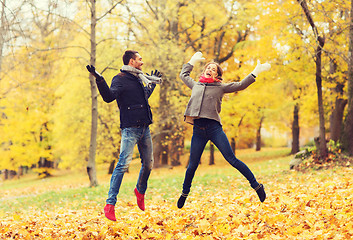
[134,188,145,211]
[104,204,116,221]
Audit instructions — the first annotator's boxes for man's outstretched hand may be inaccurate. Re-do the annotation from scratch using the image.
[86,65,96,74]
[147,69,162,78]
[146,69,162,85]
[86,65,104,82]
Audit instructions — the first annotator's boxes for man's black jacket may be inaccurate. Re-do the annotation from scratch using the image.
[96,70,156,129]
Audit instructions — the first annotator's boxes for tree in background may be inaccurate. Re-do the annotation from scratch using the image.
[122,0,264,166]
[342,0,353,155]
[120,0,184,167]
[2,0,353,183]
[296,0,328,159]
[0,0,70,178]
[86,0,99,187]
[295,0,352,159]
[0,0,27,179]
[61,0,122,186]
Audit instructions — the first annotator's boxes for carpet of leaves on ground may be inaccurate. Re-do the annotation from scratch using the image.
[295,153,353,173]
[1,167,353,239]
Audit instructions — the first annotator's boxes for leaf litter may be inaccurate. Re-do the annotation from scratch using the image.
[1,167,353,239]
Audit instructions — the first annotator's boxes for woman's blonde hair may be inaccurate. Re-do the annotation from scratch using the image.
[200,62,223,81]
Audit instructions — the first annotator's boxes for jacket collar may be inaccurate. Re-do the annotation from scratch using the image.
[197,81,222,86]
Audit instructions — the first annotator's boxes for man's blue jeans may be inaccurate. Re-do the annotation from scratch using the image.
[182,119,260,194]
[106,126,154,205]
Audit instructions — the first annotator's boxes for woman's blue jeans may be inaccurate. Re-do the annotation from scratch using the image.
[182,119,259,194]
[106,126,154,205]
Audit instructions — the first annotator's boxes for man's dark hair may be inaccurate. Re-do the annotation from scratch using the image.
[123,50,139,65]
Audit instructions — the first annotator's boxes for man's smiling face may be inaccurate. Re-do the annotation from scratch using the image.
[130,53,144,70]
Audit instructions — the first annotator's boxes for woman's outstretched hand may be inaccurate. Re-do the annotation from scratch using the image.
[188,52,205,66]
[251,60,271,77]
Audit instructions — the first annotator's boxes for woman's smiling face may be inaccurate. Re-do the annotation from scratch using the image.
[203,63,218,79]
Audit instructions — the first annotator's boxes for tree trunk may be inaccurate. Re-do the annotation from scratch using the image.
[87,0,98,187]
[108,160,116,174]
[108,151,119,174]
[3,169,8,180]
[330,98,347,142]
[0,0,5,77]
[161,138,169,166]
[170,132,183,166]
[329,58,347,143]
[209,142,215,165]
[297,0,327,159]
[153,124,171,167]
[291,103,300,154]
[153,133,163,168]
[17,166,23,179]
[153,126,170,167]
[38,122,53,177]
[315,38,328,159]
[255,117,264,151]
[342,0,353,155]
[154,56,172,167]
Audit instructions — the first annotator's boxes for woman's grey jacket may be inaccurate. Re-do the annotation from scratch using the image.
[180,63,256,125]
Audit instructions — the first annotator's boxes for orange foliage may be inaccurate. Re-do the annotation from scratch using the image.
[1,168,353,239]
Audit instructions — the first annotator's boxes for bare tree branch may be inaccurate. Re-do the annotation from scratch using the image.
[183,15,233,51]
[124,3,157,46]
[297,0,320,39]
[97,0,124,21]
[145,0,159,20]
[29,45,91,56]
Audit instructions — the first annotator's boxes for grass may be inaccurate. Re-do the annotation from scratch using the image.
[0,147,292,215]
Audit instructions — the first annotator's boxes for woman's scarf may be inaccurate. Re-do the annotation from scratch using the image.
[199,75,221,83]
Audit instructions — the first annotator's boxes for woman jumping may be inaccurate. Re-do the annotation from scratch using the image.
[177,52,271,208]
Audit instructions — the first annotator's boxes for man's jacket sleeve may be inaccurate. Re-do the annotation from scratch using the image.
[145,84,156,98]
[96,76,120,103]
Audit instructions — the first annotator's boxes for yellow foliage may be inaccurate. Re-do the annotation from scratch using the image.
[1,0,351,173]
[1,167,353,239]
